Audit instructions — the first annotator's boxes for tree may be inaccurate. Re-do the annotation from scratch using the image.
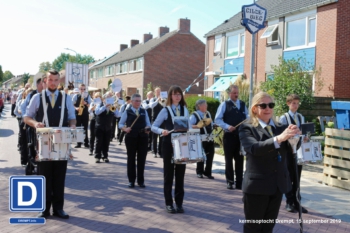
[3,70,14,82]
[107,79,112,89]
[22,73,31,85]
[51,53,95,71]
[259,56,323,116]
[0,65,3,83]
[39,61,52,73]
[143,82,154,97]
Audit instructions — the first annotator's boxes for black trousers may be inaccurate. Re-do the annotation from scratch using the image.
[148,132,153,150]
[286,155,303,207]
[125,134,148,184]
[119,131,125,143]
[89,119,96,152]
[11,103,16,116]
[94,128,111,159]
[162,140,186,206]
[19,122,28,165]
[243,190,283,233]
[37,160,67,212]
[152,133,162,155]
[223,133,244,188]
[76,113,89,146]
[17,118,22,149]
[196,141,215,176]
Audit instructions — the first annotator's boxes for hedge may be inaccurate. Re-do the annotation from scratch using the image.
[184,96,220,118]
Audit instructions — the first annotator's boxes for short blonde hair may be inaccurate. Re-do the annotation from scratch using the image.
[94,92,101,98]
[248,92,275,127]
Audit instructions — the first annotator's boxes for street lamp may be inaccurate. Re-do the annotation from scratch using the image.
[64,48,78,56]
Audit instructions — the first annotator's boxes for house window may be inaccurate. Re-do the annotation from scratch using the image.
[214,35,222,53]
[90,70,96,79]
[286,16,316,49]
[105,65,114,76]
[98,68,103,78]
[117,62,127,74]
[261,24,279,44]
[129,60,137,72]
[137,57,143,70]
[226,32,245,58]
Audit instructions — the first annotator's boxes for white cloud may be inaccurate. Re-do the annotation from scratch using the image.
[169,5,186,15]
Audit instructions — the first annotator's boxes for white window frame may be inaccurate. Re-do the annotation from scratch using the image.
[137,57,143,71]
[284,10,317,51]
[105,65,114,77]
[261,24,278,39]
[225,29,245,59]
[214,35,222,53]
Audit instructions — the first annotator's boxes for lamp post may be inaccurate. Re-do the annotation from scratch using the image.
[64,48,78,56]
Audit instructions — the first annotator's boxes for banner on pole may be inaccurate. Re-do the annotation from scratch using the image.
[241,3,267,34]
[65,62,89,88]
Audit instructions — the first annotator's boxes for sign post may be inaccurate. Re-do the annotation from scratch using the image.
[241,1,267,108]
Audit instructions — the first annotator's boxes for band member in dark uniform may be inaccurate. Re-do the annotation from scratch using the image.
[190,99,215,179]
[94,92,120,163]
[151,85,190,214]
[118,96,131,145]
[119,93,151,188]
[72,83,91,148]
[24,69,76,219]
[149,87,164,158]
[88,92,101,156]
[142,91,154,151]
[215,84,248,190]
[111,91,124,141]
[239,92,301,233]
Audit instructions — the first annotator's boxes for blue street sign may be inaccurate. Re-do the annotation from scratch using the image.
[241,3,267,34]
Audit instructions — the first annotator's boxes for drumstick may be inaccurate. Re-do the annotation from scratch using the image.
[130,115,140,128]
[160,129,174,137]
[234,119,248,128]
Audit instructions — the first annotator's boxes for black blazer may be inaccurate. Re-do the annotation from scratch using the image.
[239,122,298,195]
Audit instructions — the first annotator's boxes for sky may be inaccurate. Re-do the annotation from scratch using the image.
[0,0,254,75]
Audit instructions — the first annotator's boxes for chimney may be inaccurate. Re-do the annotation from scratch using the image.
[143,33,153,43]
[120,44,128,51]
[178,18,190,33]
[130,39,139,47]
[159,26,169,37]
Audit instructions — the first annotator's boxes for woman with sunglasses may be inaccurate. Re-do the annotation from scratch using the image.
[238,92,301,233]
[151,85,189,214]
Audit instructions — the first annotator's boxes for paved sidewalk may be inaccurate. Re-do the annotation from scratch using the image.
[0,103,349,232]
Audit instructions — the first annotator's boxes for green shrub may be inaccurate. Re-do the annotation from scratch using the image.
[185,96,220,118]
[213,126,224,148]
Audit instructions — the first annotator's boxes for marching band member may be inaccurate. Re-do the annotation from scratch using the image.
[190,99,215,179]
[14,88,32,167]
[142,91,154,151]
[214,84,248,190]
[238,92,301,233]
[279,94,308,214]
[72,83,91,148]
[24,69,76,219]
[151,85,190,214]
[111,91,124,141]
[94,92,120,163]
[149,87,163,158]
[118,96,131,145]
[88,92,101,156]
[119,93,151,188]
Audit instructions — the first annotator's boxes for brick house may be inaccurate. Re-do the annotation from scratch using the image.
[89,18,205,97]
[204,0,350,100]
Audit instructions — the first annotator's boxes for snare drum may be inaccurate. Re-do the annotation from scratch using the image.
[171,132,205,164]
[51,127,73,143]
[71,128,85,143]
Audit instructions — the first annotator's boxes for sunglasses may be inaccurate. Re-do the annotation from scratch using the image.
[256,102,275,109]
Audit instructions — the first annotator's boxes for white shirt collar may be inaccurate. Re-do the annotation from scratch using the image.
[288,110,297,117]
[258,118,276,129]
[46,89,58,96]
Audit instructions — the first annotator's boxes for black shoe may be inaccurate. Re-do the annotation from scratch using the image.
[118,142,122,145]
[153,153,157,158]
[166,205,176,214]
[37,211,50,218]
[75,145,81,148]
[138,183,146,188]
[128,182,135,188]
[53,210,69,219]
[197,174,203,178]
[285,203,296,213]
[176,205,184,213]
[235,185,242,190]
[227,182,234,190]
[301,206,308,214]
[95,158,100,163]
[203,173,214,179]
[84,144,89,148]
[89,151,93,156]
[104,158,109,163]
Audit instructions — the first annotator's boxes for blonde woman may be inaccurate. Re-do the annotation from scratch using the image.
[238,92,301,233]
